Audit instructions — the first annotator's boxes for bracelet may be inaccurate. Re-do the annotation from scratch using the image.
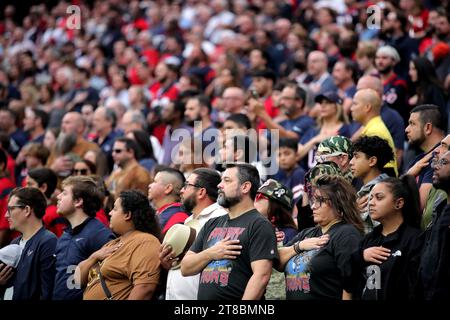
[293,241,302,254]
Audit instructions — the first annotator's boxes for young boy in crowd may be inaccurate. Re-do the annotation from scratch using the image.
[273,138,305,204]
[349,135,395,233]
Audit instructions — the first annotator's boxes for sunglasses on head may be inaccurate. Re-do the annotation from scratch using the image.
[255,193,269,201]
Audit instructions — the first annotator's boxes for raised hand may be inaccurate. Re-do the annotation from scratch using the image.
[299,234,330,251]
[363,246,391,264]
[207,236,242,260]
[159,243,178,270]
[91,242,122,262]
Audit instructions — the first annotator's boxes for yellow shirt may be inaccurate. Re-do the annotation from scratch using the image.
[361,116,398,176]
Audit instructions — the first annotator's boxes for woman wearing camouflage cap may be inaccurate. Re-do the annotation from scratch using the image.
[254,179,298,245]
[276,175,364,300]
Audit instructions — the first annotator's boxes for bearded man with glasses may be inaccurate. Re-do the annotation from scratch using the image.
[418,149,450,300]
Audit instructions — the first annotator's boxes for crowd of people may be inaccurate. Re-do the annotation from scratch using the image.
[0,0,449,300]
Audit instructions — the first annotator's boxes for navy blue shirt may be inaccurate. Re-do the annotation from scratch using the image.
[9,227,57,300]
[408,143,439,187]
[9,129,29,157]
[273,166,306,204]
[380,105,405,150]
[279,115,315,142]
[53,217,114,300]
[383,73,409,124]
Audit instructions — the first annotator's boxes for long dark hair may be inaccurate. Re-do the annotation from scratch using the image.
[267,201,297,230]
[314,175,365,234]
[119,190,161,240]
[411,57,445,104]
[130,130,155,161]
[379,175,421,228]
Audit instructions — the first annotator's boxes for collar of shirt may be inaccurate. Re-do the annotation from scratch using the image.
[67,217,93,235]
[157,202,182,215]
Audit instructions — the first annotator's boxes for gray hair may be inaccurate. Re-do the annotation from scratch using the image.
[376,46,401,64]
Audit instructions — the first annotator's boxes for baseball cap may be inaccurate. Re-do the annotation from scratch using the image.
[0,244,23,268]
[317,136,353,156]
[315,91,343,104]
[257,179,293,210]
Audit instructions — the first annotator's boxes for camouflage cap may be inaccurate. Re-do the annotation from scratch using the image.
[304,161,343,195]
[257,179,293,210]
[317,136,353,156]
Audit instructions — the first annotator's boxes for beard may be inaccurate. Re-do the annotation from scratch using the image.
[408,133,426,148]
[181,194,197,214]
[185,114,201,127]
[217,190,242,208]
[377,64,393,75]
[433,174,450,191]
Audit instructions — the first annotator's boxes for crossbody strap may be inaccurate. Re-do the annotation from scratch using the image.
[95,263,113,300]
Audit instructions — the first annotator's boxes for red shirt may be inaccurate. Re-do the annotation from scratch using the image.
[157,202,189,235]
[43,204,68,237]
[0,176,16,230]
[257,96,279,131]
[6,154,16,186]
[95,208,110,228]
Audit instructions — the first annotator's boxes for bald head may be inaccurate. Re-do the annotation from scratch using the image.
[222,87,245,113]
[351,89,382,124]
[61,112,85,136]
[356,89,381,112]
[121,110,146,134]
[307,51,328,77]
[357,76,383,96]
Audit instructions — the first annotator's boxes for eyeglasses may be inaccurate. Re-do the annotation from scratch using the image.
[7,205,26,214]
[314,152,345,164]
[432,158,450,169]
[112,149,124,154]
[309,196,330,209]
[73,168,88,175]
[182,182,203,189]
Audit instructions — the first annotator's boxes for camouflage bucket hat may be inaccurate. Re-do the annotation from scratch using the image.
[317,136,353,156]
[257,179,293,210]
[304,161,343,195]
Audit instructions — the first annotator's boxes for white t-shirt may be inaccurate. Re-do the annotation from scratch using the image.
[3,238,27,300]
[165,203,227,300]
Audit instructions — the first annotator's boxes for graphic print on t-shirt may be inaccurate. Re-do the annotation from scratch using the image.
[200,227,245,287]
[285,249,319,294]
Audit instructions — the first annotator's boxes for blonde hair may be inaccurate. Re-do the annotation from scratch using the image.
[356,42,377,60]
[317,101,349,128]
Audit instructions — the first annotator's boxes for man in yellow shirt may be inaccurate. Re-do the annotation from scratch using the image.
[351,88,398,177]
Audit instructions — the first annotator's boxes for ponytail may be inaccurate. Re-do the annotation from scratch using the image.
[381,175,421,228]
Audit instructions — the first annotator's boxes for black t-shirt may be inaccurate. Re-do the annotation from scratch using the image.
[284,222,362,300]
[191,209,278,300]
[350,223,422,300]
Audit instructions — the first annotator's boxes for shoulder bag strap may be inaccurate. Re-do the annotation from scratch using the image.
[95,263,113,300]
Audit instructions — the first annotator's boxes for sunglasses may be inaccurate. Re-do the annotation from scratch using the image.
[112,149,125,154]
[255,193,269,201]
[73,168,88,175]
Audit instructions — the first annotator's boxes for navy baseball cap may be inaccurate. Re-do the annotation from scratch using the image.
[315,91,343,104]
